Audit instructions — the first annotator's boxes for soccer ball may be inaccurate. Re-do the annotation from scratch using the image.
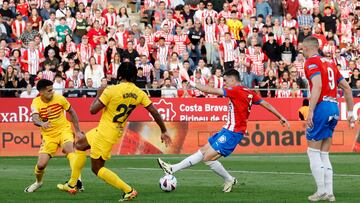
[159,174,177,192]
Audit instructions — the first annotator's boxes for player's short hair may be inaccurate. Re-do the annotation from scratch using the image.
[36,79,53,91]
[303,36,319,48]
[224,69,240,82]
[117,62,137,83]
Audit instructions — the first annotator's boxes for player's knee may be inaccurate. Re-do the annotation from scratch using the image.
[91,165,101,175]
[36,161,47,170]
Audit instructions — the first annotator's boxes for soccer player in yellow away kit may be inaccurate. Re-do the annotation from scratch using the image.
[57,62,172,201]
[24,79,84,193]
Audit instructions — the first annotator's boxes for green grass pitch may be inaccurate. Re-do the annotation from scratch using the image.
[0,154,359,203]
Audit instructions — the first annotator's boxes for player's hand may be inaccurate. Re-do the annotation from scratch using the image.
[160,132,172,147]
[75,131,85,139]
[280,117,290,129]
[347,115,355,128]
[306,111,314,129]
[41,121,51,129]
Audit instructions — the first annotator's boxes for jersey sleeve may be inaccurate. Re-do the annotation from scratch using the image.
[335,65,344,84]
[304,59,321,80]
[59,95,71,111]
[223,87,242,99]
[140,91,152,107]
[251,90,263,105]
[99,87,111,106]
[30,98,39,115]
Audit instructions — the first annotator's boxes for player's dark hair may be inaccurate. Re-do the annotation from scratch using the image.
[117,62,137,83]
[224,69,240,82]
[303,99,309,106]
[36,79,53,91]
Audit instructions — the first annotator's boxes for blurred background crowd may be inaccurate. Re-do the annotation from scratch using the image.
[0,0,359,98]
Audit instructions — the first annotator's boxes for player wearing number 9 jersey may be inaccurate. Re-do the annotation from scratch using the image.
[303,36,354,202]
[57,62,172,201]
[157,69,290,193]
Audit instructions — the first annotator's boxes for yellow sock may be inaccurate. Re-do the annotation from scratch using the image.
[67,152,76,169]
[34,165,45,183]
[68,150,87,187]
[97,167,132,193]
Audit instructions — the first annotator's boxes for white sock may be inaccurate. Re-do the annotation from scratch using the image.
[205,160,233,182]
[321,151,333,195]
[307,147,325,195]
[171,150,203,173]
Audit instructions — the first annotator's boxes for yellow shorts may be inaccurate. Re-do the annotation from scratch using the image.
[39,127,74,157]
[86,127,123,160]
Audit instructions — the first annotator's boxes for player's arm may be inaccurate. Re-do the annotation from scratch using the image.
[338,78,355,127]
[89,85,107,115]
[32,113,51,129]
[67,106,83,138]
[259,100,290,128]
[189,81,224,96]
[307,74,322,129]
[145,104,172,147]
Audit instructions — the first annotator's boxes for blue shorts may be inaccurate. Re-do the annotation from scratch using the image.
[306,101,339,141]
[208,128,243,157]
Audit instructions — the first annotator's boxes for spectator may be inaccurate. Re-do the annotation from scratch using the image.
[275,81,291,98]
[349,68,360,88]
[53,74,65,95]
[63,80,82,98]
[28,8,42,32]
[44,49,60,70]
[148,80,161,97]
[177,80,194,98]
[219,32,237,71]
[135,67,147,88]
[353,80,360,97]
[118,6,130,29]
[261,69,278,97]
[84,56,104,88]
[242,64,257,88]
[87,20,106,47]
[268,0,283,22]
[161,77,178,98]
[44,37,61,60]
[298,7,313,29]
[3,65,18,97]
[285,0,300,19]
[82,78,97,98]
[256,0,272,18]
[56,1,68,19]
[42,62,55,81]
[122,41,139,64]
[187,20,204,65]
[21,41,45,77]
[322,6,337,36]
[40,1,55,21]
[0,1,15,20]
[19,22,38,47]
[262,32,281,62]
[20,83,38,98]
[280,37,297,63]
[18,71,34,88]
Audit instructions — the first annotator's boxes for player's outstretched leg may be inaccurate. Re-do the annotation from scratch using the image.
[157,150,204,174]
[204,160,237,192]
[307,147,327,201]
[24,154,50,192]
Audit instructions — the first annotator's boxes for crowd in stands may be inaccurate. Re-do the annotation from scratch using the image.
[0,0,359,98]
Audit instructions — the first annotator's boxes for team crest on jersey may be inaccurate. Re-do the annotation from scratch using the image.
[217,135,226,143]
[308,64,318,69]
